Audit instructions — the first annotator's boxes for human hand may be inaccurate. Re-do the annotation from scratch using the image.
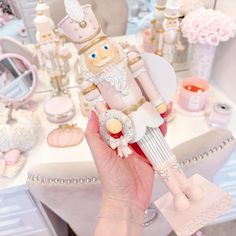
[85,111,154,211]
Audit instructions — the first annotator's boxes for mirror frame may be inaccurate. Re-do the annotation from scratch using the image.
[0,36,39,68]
[0,53,38,107]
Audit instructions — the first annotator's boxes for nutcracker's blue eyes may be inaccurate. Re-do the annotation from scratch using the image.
[103,44,109,50]
[89,53,97,59]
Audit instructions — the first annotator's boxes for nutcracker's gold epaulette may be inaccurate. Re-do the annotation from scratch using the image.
[128,55,142,66]
[82,83,97,95]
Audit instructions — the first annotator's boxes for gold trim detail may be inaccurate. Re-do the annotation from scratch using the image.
[59,123,77,129]
[82,84,97,95]
[79,35,106,54]
[150,19,156,24]
[37,11,43,16]
[166,16,179,20]
[156,5,165,10]
[128,55,142,66]
[123,98,146,115]
[155,50,163,56]
[157,28,164,33]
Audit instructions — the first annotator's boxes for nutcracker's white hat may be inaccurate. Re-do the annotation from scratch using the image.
[156,0,167,9]
[58,0,106,54]
[35,0,50,17]
[34,12,55,33]
[165,1,180,18]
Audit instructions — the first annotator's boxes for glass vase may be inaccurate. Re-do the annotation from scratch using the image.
[190,43,217,81]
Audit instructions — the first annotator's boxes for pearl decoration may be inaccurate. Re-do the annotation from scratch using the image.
[179,136,234,168]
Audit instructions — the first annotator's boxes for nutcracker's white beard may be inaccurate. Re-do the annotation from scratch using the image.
[80,55,129,96]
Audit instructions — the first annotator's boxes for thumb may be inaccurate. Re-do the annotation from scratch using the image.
[85,110,107,151]
[86,110,100,136]
[85,111,114,166]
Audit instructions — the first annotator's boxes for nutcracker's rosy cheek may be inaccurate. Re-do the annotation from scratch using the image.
[99,42,115,58]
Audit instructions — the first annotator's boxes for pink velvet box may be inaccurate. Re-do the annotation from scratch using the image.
[44,96,75,123]
[178,78,209,112]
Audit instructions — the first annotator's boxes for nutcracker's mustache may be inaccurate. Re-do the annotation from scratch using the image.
[95,55,114,67]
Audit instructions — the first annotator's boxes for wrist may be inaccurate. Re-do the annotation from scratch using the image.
[99,196,145,226]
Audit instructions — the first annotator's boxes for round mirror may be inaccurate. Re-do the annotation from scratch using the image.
[0,53,37,107]
[0,37,39,68]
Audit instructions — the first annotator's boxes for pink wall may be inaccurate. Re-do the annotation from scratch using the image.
[211,0,236,103]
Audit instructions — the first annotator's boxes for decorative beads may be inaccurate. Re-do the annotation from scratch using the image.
[179,136,235,168]
[27,136,235,183]
[27,174,99,185]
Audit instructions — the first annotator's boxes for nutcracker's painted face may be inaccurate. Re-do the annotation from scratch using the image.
[83,38,121,74]
[166,18,178,28]
[39,31,55,43]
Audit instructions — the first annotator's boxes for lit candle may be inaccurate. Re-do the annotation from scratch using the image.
[184,85,205,93]
[178,78,209,112]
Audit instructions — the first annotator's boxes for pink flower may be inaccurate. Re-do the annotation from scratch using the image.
[217,28,230,41]
[188,31,198,43]
[181,7,236,45]
[207,33,220,46]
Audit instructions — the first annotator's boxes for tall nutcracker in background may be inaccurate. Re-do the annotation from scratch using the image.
[157,1,184,64]
[150,0,167,54]
[35,0,50,17]
[34,12,72,95]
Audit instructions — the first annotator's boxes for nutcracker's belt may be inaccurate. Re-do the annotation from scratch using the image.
[122,98,146,115]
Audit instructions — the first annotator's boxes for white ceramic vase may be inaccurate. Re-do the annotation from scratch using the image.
[190,43,217,81]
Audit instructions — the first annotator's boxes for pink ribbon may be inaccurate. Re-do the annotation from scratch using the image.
[0,150,21,176]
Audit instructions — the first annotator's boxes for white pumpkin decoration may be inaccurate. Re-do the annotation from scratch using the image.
[0,108,41,152]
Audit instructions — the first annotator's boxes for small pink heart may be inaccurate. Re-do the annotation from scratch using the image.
[5,150,21,164]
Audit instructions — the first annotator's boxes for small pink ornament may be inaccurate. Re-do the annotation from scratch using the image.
[4,150,21,164]
[0,149,21,176]
[44,96,75,123]
[178,77,208,112]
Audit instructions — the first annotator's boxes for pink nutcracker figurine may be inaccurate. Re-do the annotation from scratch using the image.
[157,1,184,63]
[150,0,167,54]
[59,1,232,235]
[34,12,71,95]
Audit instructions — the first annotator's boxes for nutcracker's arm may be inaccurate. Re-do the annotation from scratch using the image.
[35,44,45,68]
[127,49,167,114]
[58,46,72,61]
[81,80,107,113]
[81,81,123,135]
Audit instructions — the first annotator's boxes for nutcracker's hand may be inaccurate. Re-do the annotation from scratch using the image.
[156,102,168,114]
[106,118,123,134]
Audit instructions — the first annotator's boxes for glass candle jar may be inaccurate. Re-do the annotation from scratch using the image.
[178,77,209,112]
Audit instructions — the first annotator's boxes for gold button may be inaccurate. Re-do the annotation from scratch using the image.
[79,21,87,28]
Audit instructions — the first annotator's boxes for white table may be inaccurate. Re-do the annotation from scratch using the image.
[0,36,236,235]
